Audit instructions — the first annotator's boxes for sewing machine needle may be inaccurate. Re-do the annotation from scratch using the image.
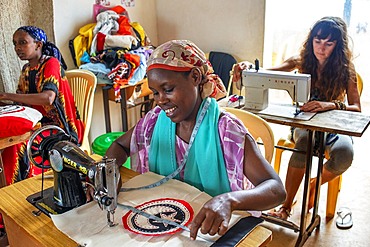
[294,106,301,116]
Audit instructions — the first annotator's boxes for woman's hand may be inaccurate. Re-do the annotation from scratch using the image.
[0,92,9,101]
[300,101,336,112]
[189,194,233,240]
[232,61,255,83]
[85,174,122,203]
[85,183,95,202]
[232,63,247,83]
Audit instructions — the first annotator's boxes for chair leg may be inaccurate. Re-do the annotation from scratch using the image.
[274,138,295,174]
[273,147,284,174]
[326,175,341,219]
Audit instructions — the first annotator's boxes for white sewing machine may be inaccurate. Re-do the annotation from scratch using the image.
[241,69,311,110]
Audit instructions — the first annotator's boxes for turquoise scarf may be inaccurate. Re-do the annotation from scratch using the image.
[148,98,231,196]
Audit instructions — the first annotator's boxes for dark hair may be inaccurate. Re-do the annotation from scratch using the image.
[299,16,355,100]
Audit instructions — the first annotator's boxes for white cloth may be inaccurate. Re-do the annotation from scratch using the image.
[104,35,138,50]
[51,172,251,247]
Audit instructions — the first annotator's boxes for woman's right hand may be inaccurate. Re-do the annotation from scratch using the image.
[232,62,248,83]
[189,194,234,240]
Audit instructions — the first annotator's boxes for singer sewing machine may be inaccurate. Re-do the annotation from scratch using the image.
[241,68,311,111]
[26,125,119,227]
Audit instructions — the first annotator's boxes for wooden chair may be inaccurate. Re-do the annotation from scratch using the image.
[273,73,363,218]
[222,107,275,163]
[65,69,97,155]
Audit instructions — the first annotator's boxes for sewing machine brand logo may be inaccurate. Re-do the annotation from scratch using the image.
[122,198,193,236]
[63,157,88,175]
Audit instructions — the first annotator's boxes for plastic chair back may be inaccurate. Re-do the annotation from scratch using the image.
[356,73,363,95]
[65,69,97,154]
[222,107,275,163]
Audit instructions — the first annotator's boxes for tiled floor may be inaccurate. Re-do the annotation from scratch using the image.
[264,114,370,246]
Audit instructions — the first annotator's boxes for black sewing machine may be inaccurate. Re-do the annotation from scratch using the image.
[26,125,119,226]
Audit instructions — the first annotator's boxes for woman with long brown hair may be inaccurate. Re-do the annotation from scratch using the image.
[268,16,361,220]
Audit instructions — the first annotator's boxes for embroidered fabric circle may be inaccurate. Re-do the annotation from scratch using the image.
[122,198,193,236]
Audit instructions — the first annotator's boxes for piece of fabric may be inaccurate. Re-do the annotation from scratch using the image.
[51,172,252,247]
[131,22,148,46]
[96,32,107,53]
[73,23,96,67]
[146,40,226,100]
[127,48,150,85]
[0,105,42,138]
[149,98,230,197]
[103,34,138,50]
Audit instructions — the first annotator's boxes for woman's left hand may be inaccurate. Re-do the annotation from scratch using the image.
[189,194,233,240]
[300,101,335,112]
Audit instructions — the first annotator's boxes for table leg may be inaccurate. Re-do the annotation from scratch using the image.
[312,131,325,218]
[120,87,128,132]
[102,85,112,133]
[295,130,323,247]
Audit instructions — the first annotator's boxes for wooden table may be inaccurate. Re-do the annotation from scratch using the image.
[249,105,370,247]
[98,79,153,133]
[0,167,272,247]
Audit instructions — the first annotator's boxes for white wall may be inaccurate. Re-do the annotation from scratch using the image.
[155,0,265,63]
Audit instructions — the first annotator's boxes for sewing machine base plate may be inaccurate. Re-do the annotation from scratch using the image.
[26,187,84,217]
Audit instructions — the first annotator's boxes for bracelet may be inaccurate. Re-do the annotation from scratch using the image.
[333,100,346,110]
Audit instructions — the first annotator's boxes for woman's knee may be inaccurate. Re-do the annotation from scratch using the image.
[293,129,309,150]
[326,145,354,175]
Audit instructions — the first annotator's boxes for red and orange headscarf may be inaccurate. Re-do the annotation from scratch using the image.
[147,40,227,100]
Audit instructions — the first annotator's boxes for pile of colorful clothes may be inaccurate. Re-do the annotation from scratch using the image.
[70,5,154,102]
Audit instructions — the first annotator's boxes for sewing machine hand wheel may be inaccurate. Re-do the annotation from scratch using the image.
[26,125,67,169]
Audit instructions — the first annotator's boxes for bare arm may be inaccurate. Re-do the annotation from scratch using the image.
[105,127,134,169]
[345,73,361,112]
[189,134,286,240]
[268,55,300,72]
[0,90,56,106]
[232,56,300,90]
[86,127,135,202]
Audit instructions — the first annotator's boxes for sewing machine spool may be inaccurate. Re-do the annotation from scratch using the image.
[26,125,91,216]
